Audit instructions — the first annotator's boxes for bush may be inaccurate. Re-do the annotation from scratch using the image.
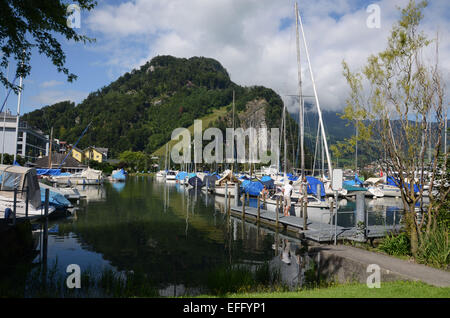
[378,232,411,256]
[416,225,450,269]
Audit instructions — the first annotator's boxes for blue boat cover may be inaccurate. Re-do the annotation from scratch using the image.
[40,188,71,208]
[188,173,197,178]
[36,169,63,176]
[260,175,272,182]
[306,176,326,197]
[241,180,264,196]
[112,168,127,180]
[387,176,420,193]
[188,176,203,187]
[175,171,188,180]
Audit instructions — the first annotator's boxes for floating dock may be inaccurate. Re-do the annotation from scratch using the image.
[229,205,401,243]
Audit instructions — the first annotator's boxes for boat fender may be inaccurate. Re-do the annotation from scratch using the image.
[4,208,13,219]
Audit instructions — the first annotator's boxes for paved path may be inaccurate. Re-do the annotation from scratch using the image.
[312,244,450,287]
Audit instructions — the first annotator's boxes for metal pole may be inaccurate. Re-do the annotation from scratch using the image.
[13,187,17,225]
[334,191,338,245]
[303,199,308,230]
[241,194,245,220]
[25,186,29,218]
[276,197,279,227]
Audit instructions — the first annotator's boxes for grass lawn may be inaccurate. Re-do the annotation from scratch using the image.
[198,281,450,298]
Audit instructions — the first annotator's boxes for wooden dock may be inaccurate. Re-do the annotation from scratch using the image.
[229,205,400,243]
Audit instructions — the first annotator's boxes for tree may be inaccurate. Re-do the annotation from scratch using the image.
[341,0,448,256]
[0,0,97,92]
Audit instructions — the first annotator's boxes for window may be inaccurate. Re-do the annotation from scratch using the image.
[0,172,22,190]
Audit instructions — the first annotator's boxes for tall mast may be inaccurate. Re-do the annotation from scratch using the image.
[295,2,305,180]
[1,63,9,165]
[283,104,287,180]
[232,89,235,173]
[297,7,333,180]
[13,73,23,164]
[355,120,358,172]
[48,127,53,168]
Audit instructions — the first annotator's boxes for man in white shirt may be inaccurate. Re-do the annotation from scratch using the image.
[282,181,294,216]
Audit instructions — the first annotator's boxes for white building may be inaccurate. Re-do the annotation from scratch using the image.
[0,110,51,161]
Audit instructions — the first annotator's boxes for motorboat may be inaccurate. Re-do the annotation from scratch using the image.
[0,165,56,220]
[52,167,104,185]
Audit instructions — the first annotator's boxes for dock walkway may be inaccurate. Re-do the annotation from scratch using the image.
[229,205,399,243]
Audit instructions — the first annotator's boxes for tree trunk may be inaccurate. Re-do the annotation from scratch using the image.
[407,204,419,256]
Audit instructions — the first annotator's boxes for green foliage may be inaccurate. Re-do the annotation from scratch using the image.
[87,160,114,175]
[378,232,411,256]
[1,153,26,166]
[118,150,152,172]
[0,0,97,92]
[206,263,282,296]
[416,225,450,269]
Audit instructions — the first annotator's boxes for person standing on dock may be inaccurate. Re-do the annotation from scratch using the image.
[282,181,294,216]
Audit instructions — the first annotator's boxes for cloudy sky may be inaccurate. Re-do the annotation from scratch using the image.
[3,0,449,116]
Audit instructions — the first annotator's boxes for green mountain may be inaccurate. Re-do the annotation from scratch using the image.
[22,55,299,161]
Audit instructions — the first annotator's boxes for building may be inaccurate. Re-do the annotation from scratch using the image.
[70,146,109,164]
[71,147,84,163]
[0,110,54,161]
[34,152,87,173]
[84,147,108,163]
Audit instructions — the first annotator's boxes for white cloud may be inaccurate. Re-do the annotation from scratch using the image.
[85,0,450,112]
[31,89,88,106]
[40,80,63,88]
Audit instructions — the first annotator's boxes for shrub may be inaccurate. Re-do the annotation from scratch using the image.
[378,232,411,256]
[416,225,450,269]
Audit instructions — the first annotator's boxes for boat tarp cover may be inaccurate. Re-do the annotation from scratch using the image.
[343,182,367,191]
[0,165,41,208]
[260,176,275,189]
[36,169,63,176]
[41,188,71,208]
[188,173,197,179]
[241,180,264,196]
[112,169,127,180]
[176,172,188,180]
[306,176,326,197]
[188,176,203,187]
[387,176,420,192]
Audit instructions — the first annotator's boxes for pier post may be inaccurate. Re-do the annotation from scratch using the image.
[225,182,228,212]
[13,187,17,225]
[227,193,231,215]
[234,183,239,206]
[317,184,321,200]
[276,196,279,215]
[303,199,308,230]
[257,195,260,223]
[276,197,279,227]
[263,194,266,210]
[45,188,49,218]
[25,186,29,219]
[356,192,366,241]
[246,192,249,206]
[241,194,245,220]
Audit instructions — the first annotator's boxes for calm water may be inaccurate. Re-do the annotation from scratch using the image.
[1,177,405,297]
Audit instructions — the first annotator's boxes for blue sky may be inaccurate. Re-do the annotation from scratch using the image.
[2,0,448,116]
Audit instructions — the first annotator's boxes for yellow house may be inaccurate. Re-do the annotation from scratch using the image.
[71,147,84,163]
[84,147,108,163]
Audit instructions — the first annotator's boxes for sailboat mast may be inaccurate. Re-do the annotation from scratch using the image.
[297,7,333,180]
[283,104,287,179]
[232,89,235,173]
[13,73,23,164]
[355,120,358,172]
[295,2,305,180]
